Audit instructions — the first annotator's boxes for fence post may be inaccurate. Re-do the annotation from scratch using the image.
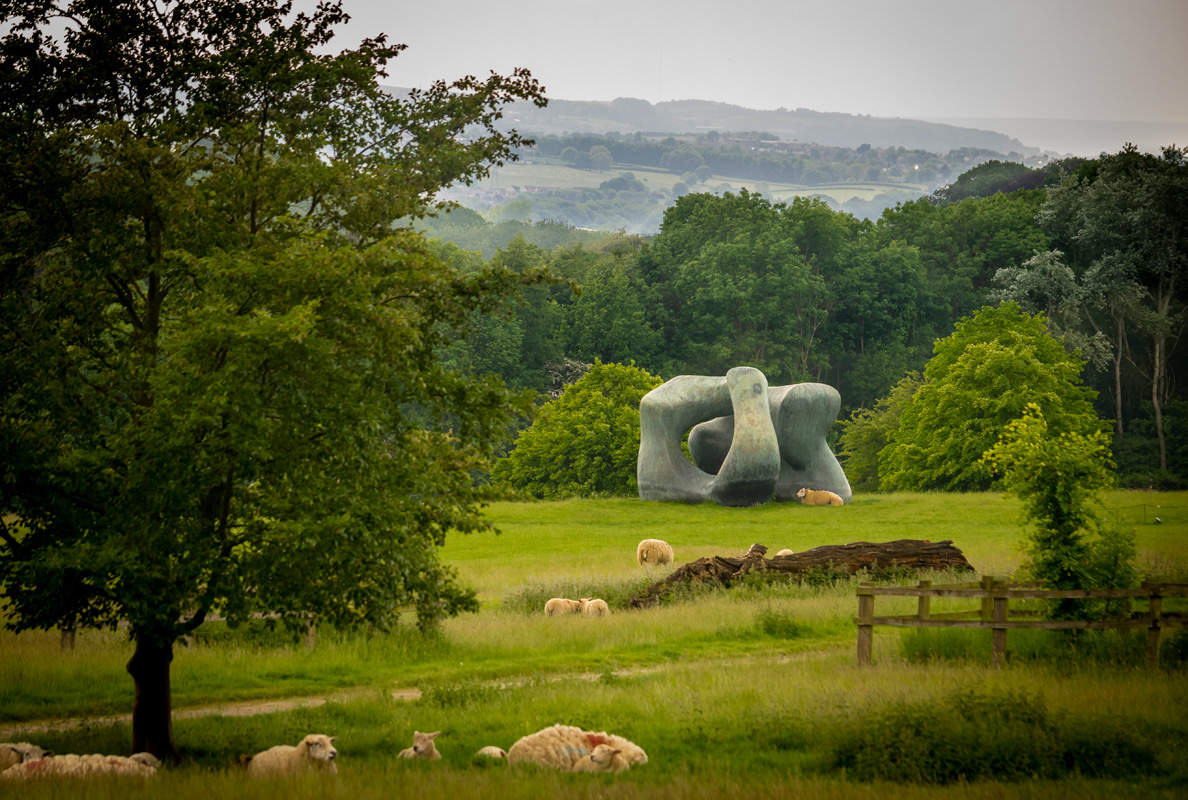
[980,575,993,621]
[857,585,875,666]
[1146,589,1163,669]
[917,580,931,620]
[991,581,1008,666]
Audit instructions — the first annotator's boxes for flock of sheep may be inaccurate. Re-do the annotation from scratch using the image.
[3,485,840,782]
[0,724,648,779]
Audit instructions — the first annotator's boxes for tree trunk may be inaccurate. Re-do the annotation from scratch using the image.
[1153,336,1167,470]
[1114,315,1124,438]
[630,539,973,609]
[126,637,179,762]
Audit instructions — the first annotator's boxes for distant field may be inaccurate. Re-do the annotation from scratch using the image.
[476,159,926,207]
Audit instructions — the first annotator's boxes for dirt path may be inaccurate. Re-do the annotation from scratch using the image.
[0,649,837,739]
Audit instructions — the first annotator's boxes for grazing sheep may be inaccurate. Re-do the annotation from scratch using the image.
[0,743,51,771]
[474,746,507,759]
[397,730,442,760]
[544,598,582,616]
[246,734,338,776]
[796,487,843,506]
[636,539,673,566]
[775,549,794,557]
[506,724,647,771]
[579,598,610,617]
[571,744,629,773]
[0,753,156,779]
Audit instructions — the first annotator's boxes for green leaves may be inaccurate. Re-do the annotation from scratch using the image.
[491,362,663,498]
[879,303,1104,492]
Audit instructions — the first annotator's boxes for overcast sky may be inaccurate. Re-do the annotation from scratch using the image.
[300,0,1187,124]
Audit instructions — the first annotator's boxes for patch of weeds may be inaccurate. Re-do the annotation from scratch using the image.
[900,626,1151,666]
[1161,627,1188,668]
[753,609,807,639]
[827,687,1162,783]
[419,682,503,708]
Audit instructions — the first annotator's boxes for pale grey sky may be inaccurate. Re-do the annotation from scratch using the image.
[302,0,1188,124]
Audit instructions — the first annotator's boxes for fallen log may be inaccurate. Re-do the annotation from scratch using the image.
[628,539,973,609]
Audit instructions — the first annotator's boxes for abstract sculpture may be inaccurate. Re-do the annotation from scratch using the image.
[637,367,851,506]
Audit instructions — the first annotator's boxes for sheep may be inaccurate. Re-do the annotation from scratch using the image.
[245,734,338,776]
[474,746,507,759]
[775,549,794,557]
[0,743,51,771]
[796,487,843,506]
[544,598,582,616]
[506,724,647,771]
[0,753,157,779]
[397,730,442,760]
[636,538,673,566]
[571,744,629,773]
[579,598,610,617]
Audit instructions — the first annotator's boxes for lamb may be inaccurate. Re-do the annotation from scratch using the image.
[0,753,157,779]
[397,730,442,760]
[245,734,338,776]
[0,743,51,771]
[579,598,610,617]
[474,746,507,759]
[796,487,844,506]
[570,744,629,773]
[506,723,647,771]
[636,538,673,566]
[544,598,582,616]
[775,549,794,556]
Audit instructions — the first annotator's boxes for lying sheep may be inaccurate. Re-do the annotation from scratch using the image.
[0,743,51,771]
[397,730,442,760]
[796,487,843,506]
[544,598,582,616]
[246,734,338,776]
[506,724,647,771]
[571,744,629,773]
[579,598,610,617]
[0,753,157,779]
[474,746,507,760]
[636,539,673,567]
[775,549,794,557]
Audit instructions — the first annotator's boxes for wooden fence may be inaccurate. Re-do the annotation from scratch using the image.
[855,577,1188,667]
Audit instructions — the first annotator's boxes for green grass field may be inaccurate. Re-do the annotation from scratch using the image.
[2,492,1187,798]
[477,159,925,207]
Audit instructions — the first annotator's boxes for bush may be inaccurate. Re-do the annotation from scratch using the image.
[829,688,1160,783]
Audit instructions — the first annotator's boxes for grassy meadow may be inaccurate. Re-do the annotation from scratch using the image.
[478,159,924,208]
[2,491,1187,798]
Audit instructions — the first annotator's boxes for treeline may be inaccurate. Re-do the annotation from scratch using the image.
[530,132,1024,187]
[431,148,1188,487]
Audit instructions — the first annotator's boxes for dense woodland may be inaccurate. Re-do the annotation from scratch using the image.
[428,152,1188,488]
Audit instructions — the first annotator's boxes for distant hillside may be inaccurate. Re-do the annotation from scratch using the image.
[493,95,1037,155]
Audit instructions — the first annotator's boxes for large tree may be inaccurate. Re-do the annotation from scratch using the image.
[0,0,546,760]
[879,303,1104,491]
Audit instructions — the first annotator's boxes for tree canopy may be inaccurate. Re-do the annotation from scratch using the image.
[879,303,1104,491]
[0,0,546,759]
[491,362,663,498]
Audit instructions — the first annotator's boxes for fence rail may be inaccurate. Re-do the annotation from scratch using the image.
[854,577,1188,667]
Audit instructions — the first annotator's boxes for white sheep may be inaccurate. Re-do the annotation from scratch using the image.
[0,743,51,771]
[571,744,630,773]
[474,746,507,759]
[775,549,794,556]
[0,753,157,779]
[506,724,647,771]
[579,598,610,617]
[246,734,338,776]
[544,598,582,616]
[397,730,442,760]
[796,487,843,506]
[636,538,673,566]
